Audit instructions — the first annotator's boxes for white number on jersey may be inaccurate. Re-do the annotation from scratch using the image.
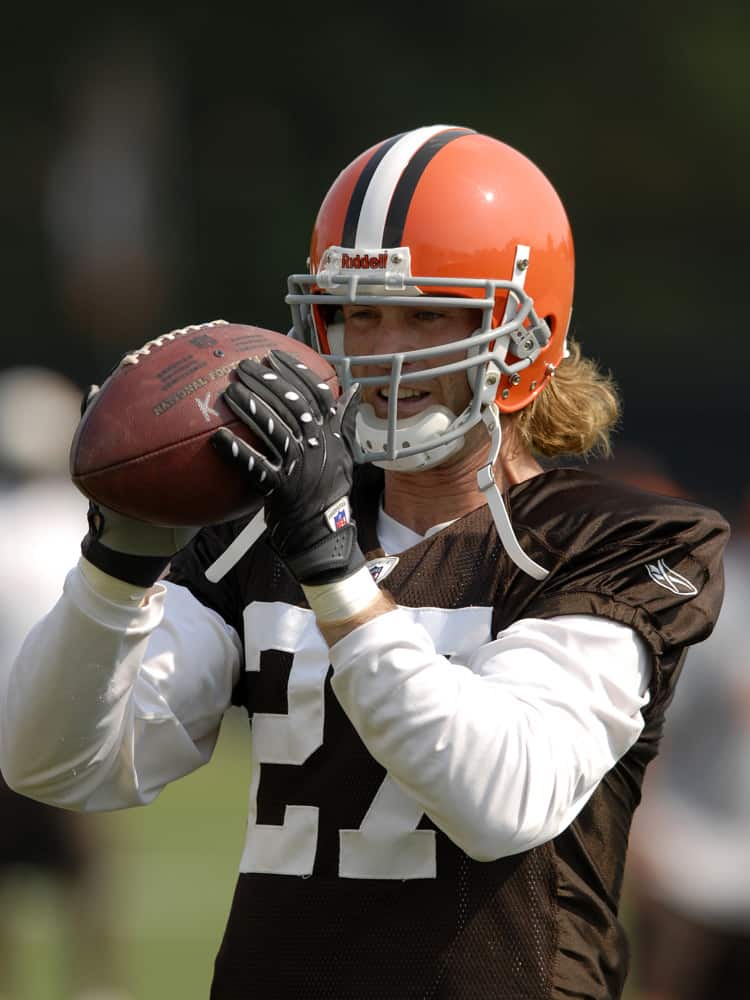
[240,601,491,879]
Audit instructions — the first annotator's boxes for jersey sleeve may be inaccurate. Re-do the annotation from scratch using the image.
[522,488,728,659]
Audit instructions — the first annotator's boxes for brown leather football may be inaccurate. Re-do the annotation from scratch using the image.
[69,320,339,526]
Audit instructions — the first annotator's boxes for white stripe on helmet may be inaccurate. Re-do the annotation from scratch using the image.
[355,125,458,248]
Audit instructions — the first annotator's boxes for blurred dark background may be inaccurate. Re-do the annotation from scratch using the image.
[3,3,749,519]
[1,7,749,997]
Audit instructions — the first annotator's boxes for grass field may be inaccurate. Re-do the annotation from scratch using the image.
[4,709,250,1000]
[4,707,641,998]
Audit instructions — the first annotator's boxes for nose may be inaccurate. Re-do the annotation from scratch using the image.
[370,317,412,359]
[345,320,406,374]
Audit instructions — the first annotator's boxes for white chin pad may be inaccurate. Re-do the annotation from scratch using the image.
[356,403,465,472]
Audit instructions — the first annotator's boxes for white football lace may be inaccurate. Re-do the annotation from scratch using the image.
[120,319,229,366]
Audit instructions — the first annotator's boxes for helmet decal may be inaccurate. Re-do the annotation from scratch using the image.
[341,130,406,247]
[343,126,475,248]
[381,128,476,248]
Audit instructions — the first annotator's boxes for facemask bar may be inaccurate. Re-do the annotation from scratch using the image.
[286,272,549,464]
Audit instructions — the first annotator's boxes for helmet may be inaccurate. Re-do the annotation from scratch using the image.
[287,125,574,475]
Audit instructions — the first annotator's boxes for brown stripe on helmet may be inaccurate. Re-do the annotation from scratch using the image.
[381,128,475,248]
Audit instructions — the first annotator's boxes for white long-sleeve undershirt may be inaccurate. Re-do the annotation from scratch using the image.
[0,564,242,811]
[0,526,651,857]
[330,608,649,860]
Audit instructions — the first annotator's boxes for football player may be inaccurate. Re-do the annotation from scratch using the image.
[0,126,728,999]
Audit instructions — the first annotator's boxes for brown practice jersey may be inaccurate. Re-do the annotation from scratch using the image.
[168,466,728,1000]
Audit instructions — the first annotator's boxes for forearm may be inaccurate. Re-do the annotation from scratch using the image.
[328,610,649,860]
[0,560,240,810]
[0,562,156,805]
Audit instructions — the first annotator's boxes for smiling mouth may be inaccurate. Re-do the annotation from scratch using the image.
[373,386,432,417]
[379,387,429,401]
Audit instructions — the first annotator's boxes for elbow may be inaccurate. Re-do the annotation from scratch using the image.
[0,747,149,813]
[448,818,539,863]
[0,739,40,801]
[450,817,558,863]
[425,798,531,862]
[0,763,81,811]
[0,732,90,809]
[1,763,155,812]
[0,763,27,798]
[434,780,571,863]
[458,836,507,863]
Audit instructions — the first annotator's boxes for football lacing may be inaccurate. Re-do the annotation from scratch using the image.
[120,319,229,366]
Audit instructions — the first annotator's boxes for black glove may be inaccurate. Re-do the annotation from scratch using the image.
[78,385,199,587]
[211,349,364,586]
[81,503,199,587]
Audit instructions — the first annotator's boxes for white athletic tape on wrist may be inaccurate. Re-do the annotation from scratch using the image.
[302,565,381,623]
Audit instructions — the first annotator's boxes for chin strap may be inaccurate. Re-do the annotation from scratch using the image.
[206,407,549,585]
[477,405,549,581]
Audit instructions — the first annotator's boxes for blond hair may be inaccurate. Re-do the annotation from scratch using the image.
[513,339,621,458]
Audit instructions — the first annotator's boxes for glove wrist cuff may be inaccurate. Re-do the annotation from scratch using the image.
[279,524,365,586]
[81,535,171,587]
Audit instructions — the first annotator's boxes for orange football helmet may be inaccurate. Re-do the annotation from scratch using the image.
[287,125,574,478]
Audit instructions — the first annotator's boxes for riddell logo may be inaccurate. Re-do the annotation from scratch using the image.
[341,253,388,270]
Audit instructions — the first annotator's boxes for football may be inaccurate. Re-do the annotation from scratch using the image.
[69,320,339,526]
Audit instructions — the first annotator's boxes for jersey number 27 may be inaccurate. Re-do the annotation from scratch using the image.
[240,601,491,880]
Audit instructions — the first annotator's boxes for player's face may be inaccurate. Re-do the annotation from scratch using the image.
[341,303,480,420]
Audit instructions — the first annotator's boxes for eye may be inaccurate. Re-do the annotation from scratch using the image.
[343,306,378,322]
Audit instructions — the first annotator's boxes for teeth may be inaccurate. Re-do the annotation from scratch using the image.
[380,387,426,399]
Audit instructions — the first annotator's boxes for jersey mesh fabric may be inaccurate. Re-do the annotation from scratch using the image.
[168,466,728,1000]
[211,849,558,999]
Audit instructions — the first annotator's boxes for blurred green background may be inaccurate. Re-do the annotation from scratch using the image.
[3,1,749,518]
[4,711,250,999]
[3,712,647,999]
[1,2,748,997]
